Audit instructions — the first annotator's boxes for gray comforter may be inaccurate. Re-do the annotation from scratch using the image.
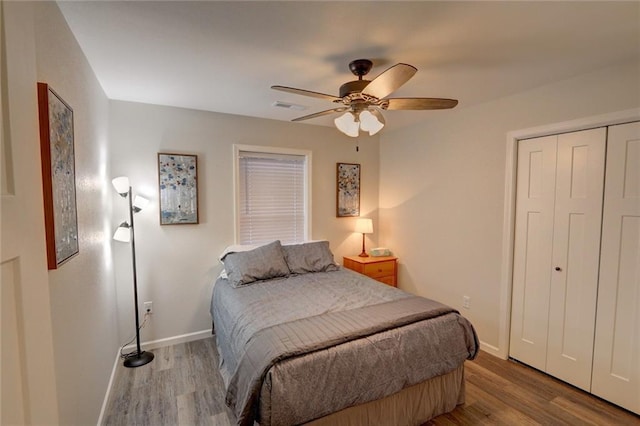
[211,268,478,426]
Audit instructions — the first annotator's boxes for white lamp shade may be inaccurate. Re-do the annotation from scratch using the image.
[133,195,150,211]
[360,110,384,136]
[112,176,130,195]
[334,112,360,137]
[355,218,373,234]
[113,223,131,242]
[359,110,384,136]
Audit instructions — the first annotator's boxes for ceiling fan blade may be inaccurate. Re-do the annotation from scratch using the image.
[291,107,347,122]
[385,98,458,110]
[271,85,342,102]
[361,63,417,100]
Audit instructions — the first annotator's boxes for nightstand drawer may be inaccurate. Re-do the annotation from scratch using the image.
[343,255,398,287]
[376,275,397,286]
[363,261,395,278]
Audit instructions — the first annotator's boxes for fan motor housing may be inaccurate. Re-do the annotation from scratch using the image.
[339,80,370,98]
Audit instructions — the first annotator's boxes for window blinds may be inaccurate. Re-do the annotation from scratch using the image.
[238,151,306,245]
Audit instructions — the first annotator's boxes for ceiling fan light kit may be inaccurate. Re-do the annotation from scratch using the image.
[334,109,385,138]
[359,110,385,135]
[334,112,360,137]
[272,59,458,137]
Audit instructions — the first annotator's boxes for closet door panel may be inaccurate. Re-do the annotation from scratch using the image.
[546,128,606,391]
[592,121,640,414]
[509,135,557,370]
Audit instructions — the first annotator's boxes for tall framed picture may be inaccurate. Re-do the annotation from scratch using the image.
[158,153,199,225]
[336,162,360,217]
[37,82,79,269]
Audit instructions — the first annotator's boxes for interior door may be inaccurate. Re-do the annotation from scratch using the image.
[509,135,557,371]
[1,4,26,422]
[545,128,606,392]
[591,121,640,414]
[510,128,606,392]
[1,2,59,423]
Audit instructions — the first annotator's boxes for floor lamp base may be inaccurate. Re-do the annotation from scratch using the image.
[123,350,154,368]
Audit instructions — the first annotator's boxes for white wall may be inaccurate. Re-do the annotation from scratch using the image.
[3,2,118,424]
[378,59,640,355]
[109,100,380,344]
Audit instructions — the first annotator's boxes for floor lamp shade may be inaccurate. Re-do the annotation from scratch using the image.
[113,222,131,242]
[112,176,130,196]
[133,195,150,212]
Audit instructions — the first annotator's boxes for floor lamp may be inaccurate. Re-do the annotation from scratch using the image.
[112,176,154,368]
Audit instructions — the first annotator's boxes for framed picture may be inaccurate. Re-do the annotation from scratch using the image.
[37,82,79,269]
[158,153,199,225]
[336,162,360,217]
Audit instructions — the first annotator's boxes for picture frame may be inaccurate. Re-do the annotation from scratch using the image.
[158,152,199,225]
[37,82,79,269]
[336,162,360,217]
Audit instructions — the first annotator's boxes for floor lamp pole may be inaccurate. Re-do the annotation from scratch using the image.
[123,186,154,368]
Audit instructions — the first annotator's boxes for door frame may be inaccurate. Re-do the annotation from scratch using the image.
[495,108,640,360]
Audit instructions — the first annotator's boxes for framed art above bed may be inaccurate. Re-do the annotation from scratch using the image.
[336,162,360,217]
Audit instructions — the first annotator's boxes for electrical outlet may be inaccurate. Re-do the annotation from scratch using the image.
[463,296,470,309]
[144,301,153,314]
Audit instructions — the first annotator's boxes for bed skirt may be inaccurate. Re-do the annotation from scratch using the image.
[303,364,465,426]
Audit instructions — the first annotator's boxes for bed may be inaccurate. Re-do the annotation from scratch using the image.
[211,240,478,426]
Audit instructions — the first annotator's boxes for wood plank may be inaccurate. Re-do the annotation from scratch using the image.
[428,353,639,425]
[102,338,640,425]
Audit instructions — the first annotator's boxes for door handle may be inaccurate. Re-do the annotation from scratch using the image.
[555,266,562,271]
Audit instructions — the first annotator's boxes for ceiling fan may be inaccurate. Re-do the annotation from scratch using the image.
[272,59,458,137]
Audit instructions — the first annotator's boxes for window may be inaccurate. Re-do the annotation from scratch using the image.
[234,145,311,245]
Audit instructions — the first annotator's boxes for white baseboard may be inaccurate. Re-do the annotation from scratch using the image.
[121,329,212,352]
[97,329,212,425]
[479,340,507,360]
[97,349,123,426]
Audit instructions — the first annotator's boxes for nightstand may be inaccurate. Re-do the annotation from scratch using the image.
[343,255,398,287]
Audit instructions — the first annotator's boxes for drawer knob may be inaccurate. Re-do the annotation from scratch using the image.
[555,266,562,271]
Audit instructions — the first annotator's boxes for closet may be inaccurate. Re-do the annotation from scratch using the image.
[509,121,639,414]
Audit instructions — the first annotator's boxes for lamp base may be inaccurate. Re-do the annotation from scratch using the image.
[123,350,154,368]
[359,232,369,257]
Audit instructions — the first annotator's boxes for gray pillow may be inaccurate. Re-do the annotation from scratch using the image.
[282,241,339,274]
[221,240,290,287]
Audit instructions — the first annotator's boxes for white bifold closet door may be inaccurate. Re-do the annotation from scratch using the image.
[510,127,606,392]
[591,121,640,414]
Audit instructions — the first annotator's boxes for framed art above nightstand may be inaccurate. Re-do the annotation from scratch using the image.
[343,255,398,287]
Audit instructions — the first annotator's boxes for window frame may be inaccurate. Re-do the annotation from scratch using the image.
[233,144,312,244]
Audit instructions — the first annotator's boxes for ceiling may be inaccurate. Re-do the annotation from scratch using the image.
[57,1,640,132]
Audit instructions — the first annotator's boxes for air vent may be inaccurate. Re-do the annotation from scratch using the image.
[272,101,308,111]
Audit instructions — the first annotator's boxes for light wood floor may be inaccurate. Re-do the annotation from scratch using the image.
[102,337,639,425]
